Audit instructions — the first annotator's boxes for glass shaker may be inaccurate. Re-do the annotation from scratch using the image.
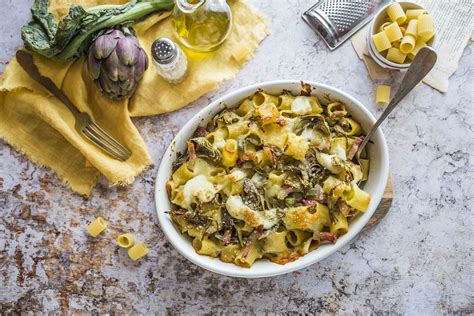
[151,38,188,84]
[171,0,233,53]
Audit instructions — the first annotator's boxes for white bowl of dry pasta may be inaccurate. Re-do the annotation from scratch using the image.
[155,80,389,278]
[368,1,435,71]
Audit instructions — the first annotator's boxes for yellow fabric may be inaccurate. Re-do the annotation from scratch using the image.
[0,0,269,195]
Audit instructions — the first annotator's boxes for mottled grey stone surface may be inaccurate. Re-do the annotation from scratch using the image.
[1,0,473,314]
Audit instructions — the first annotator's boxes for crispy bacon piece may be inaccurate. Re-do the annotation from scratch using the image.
[302,198,318,208]
[276,117,288,126]
[239,152,257,165]
[347,136,364,160]
[336,199,351,217]
[223,228,232,246]
[193,126,208,138]
[277,186,297,200]
[187,141,196,163]
[319,232,338,244]
[242,226,263,258]
[300,81,312,96]
[317,138,331,151]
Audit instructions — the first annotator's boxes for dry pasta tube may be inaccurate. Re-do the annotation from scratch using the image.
[117,233,135,248]
[405,19,418,38]
[384,22,403,42]
[386,2,406,25]
[375,85,391,106]
[408,39,427,59]
[406,9,426,20]
[377,22,391,33]
[372,31,391,52]
[386,47,407,64]
[128,242,149,261]
[400,35,416,54]
[417,14,435,42]
[86,217,107,237]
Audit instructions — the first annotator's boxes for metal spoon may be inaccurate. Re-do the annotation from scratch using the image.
[358,46,437,228]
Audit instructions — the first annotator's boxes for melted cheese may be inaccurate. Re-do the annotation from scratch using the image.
[291,96,312,115]
[225,196,278,229]
[316,152,341,174]
[333,144,347,160]
[183,175,217,208]
[283,206,321,231]
[212,140,226,150]
[229,169,246,182]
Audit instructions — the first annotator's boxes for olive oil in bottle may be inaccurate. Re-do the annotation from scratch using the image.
[171,0,232,53]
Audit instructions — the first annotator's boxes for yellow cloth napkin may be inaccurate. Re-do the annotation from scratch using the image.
[0,0,269,195]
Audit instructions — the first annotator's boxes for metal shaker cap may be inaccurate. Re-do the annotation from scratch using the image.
[152,38,178,64]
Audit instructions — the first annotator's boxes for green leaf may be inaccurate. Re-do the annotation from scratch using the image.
[21,0,175,61]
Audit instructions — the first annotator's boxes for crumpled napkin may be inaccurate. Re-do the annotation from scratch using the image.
[0,0,269,195]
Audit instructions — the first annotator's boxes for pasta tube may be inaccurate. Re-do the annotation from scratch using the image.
[400,35,416,54]
[339,118,362,136]
[86,217,107,237]
[128,242,149,261]
[263,231,289,253]
[405,19,418,38]
[284,133,309,161]
[222,139,238,167]
[375,85,391,106]
[417,14,435,42]
[344,183,371,212]
[377,21,392,33]
[360,159,370,181]
[408,39,427,60]
[329,211,348,236]
[117,233,135,248]
[227,120,249,138]
[256,102,280,125]
[326,102,347,118]
[220,244,241,263]
[287,230,311,246]
[278,94,295,110]
[386,2,407,25]
[330,137,347,160]
[372,31,391,52]
[235,244,262,268]
[253,91,278,107]
[384,22,403,42]
[386,47,407,64]
[193,236,222,257]
[406,9,426,20]
[236,98,256,116]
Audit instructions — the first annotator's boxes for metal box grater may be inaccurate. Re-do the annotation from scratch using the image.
[302,0,391,50]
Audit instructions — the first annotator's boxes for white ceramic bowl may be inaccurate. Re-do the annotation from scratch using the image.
[155,80,389,278]
[368,1,435,71]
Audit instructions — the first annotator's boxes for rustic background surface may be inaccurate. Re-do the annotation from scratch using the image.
[1,0,473,314]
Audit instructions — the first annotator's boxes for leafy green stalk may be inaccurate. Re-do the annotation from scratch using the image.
[21,0,174,61]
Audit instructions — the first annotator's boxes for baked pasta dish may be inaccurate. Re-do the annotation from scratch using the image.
[166,87,370,267]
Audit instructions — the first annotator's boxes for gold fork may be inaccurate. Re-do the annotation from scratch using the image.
[16,50,132,161]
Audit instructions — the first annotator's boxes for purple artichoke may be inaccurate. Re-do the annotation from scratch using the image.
[87,27,148,100]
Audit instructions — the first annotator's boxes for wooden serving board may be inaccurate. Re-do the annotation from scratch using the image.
[363,172,393,230]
